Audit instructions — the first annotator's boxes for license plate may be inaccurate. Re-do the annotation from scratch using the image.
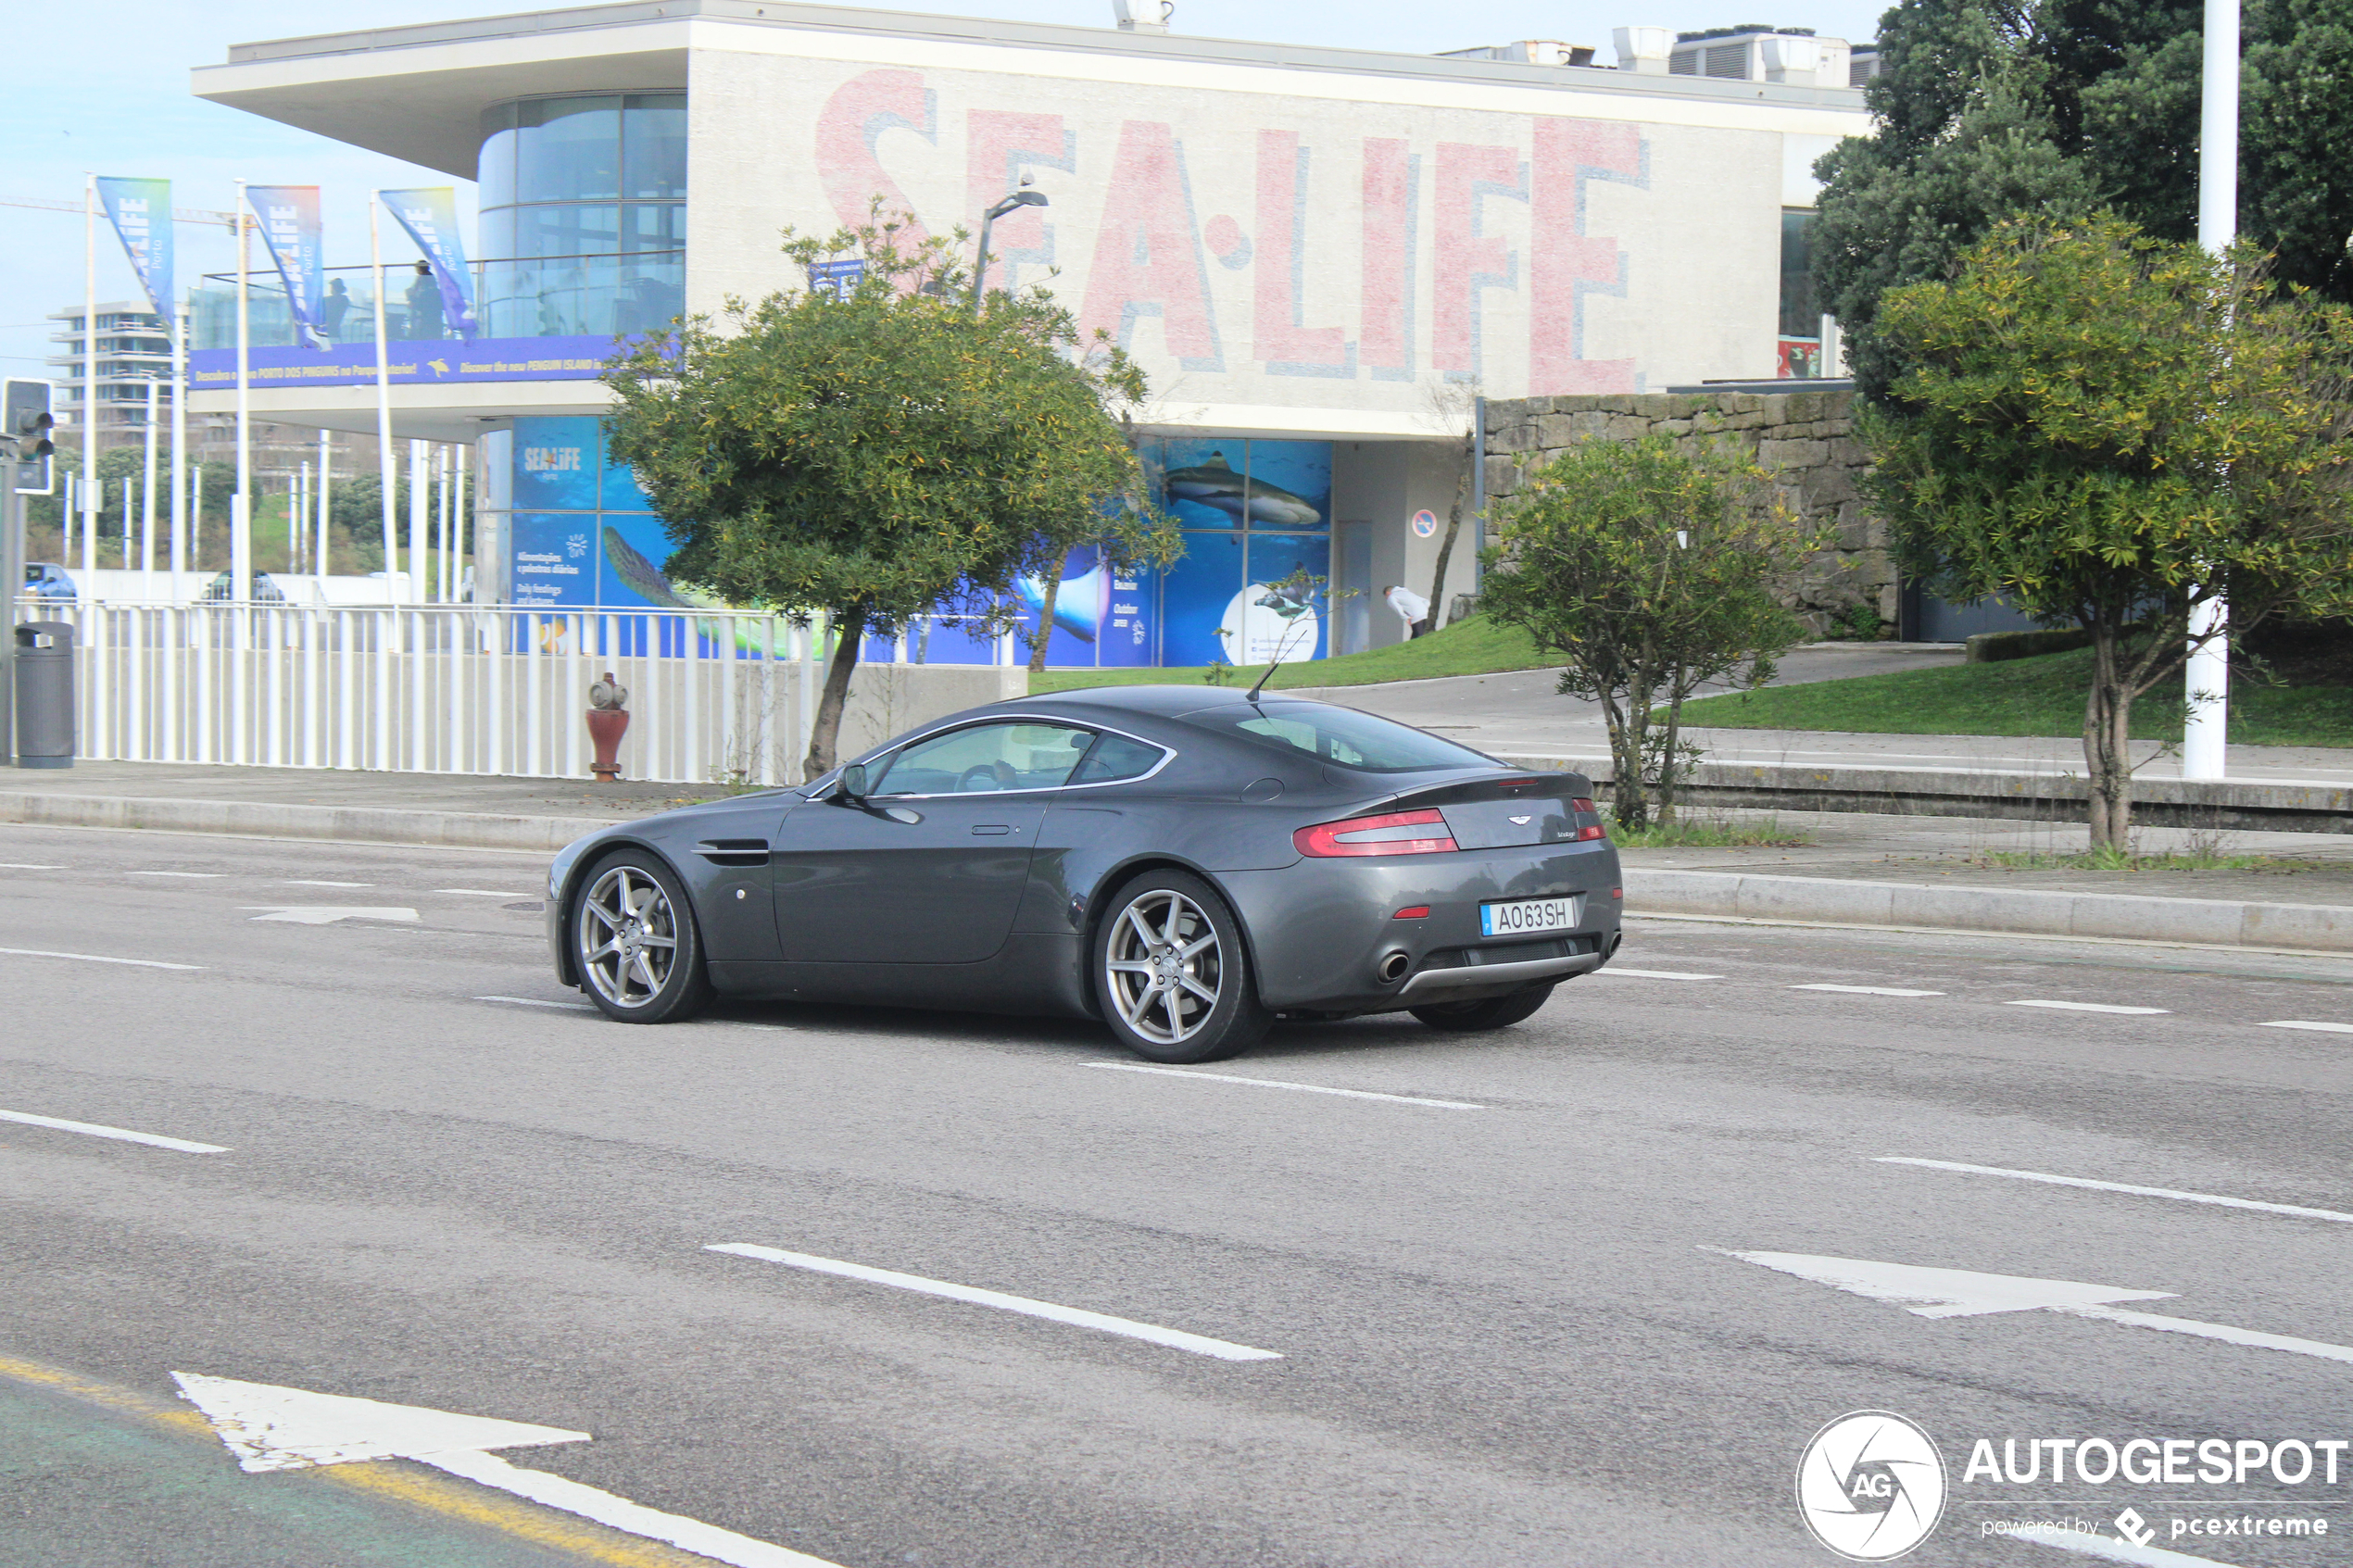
[1479,896,1580,938]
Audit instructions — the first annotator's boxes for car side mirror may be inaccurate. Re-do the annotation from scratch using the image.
[836,763,868,802]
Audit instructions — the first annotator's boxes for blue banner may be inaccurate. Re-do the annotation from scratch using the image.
[246,185,326,347]
[189,335,615,389]
[381,187,479,340]
[94,178,173,320]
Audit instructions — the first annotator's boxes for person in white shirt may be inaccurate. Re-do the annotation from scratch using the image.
[1382,583,1432,639]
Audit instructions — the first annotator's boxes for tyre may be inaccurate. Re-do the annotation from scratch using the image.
[572,849,712,1023]
[1095,870,1271,1064]
[1409,983,1555,1033]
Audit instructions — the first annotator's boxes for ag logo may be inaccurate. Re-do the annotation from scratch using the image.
[1794,1411,1946,1561]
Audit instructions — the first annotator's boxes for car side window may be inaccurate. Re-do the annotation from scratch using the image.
[1070,732,1167,785]
[872,721,1096,796]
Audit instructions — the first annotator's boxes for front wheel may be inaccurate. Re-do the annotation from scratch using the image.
[1095,870,1270,1064]
[573,849,711,1023]
[1409,983,1555,1033]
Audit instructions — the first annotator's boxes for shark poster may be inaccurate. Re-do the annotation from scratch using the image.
[1150,437,1332,666]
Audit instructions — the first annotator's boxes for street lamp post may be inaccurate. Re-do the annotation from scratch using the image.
[2183,0,2239,782]
[971,181,1049,316]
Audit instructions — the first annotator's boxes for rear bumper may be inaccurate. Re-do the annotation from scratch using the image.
[1397,947,1605,997]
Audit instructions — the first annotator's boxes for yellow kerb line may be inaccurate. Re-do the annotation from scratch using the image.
[0,1351,713,1568]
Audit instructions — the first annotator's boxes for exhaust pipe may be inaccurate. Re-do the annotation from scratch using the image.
[1377,951,1413,985]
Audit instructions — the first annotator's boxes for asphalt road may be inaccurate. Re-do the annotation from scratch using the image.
[7,823,2353,1568]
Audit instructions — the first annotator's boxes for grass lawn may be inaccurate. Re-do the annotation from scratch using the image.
[1678,645,2353,748]
[1027,614,1553,695]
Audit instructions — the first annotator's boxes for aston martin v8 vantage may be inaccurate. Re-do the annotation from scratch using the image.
[545,685,1623,1062]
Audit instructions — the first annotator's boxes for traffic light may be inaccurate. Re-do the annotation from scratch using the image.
[5,378,56,495]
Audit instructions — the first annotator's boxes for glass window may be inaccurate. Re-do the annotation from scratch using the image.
[1182,702,1495,773]
[1779,208,1817,338]
[516,96,622,204]
[477,104,518,209]
[623,94,688,199]
[1071,732,1168,785]
[874,722,1097,796]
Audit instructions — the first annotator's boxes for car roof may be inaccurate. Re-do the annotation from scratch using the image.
[1011,684,1340,719]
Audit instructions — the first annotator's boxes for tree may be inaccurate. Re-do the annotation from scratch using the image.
[605,208,1168,777]
[1813,0,2353,395]
[1864,218,2353,846]
[1420,378,1481,633]
[1479,435,1820,830]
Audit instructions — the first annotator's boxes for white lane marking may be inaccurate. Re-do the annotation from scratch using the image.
[1087,1060,1483,1110]
[709,1243,1284,1362]
[1874,1157,2353,1224]
[241,907,419,925]
[0,863,65,870]
[0,947,204,971]
[1792,984,1946,997]
[2007,999,2170,1014]
[434,888,535,897]
[2018,1526,2253,1566]
[476,995,597,1011]
[1726,1249,2353,1369]
[283,879,371,888]
[2259,1019,2353,1035]
[171,1373,839,1567]
[1604,967,1723,981]
[127,871,221,878]
[0,1108,228,1154]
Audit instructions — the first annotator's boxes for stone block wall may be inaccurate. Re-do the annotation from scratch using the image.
[1481,389,1892,633]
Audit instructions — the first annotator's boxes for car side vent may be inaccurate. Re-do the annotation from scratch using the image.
[693,838,771,867]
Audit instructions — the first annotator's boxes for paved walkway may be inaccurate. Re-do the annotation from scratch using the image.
[0,760,712,821]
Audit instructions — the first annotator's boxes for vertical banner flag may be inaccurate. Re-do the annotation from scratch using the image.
[245,185,327,348]
[94,178,173,319]
[381,188,479,340]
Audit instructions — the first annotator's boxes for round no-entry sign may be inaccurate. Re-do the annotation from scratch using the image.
[1411,509,1438,538]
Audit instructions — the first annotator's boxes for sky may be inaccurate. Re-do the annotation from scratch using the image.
[2,0,1894,379]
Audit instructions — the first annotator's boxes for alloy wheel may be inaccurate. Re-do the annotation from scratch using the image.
[1103,888,1224,1046]
[578,863,680,1009]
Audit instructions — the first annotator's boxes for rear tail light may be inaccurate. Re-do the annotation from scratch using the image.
[1294,808,1458,858]
[1571,797,1608,842]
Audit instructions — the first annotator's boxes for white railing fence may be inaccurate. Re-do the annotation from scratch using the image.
[11,600,833,786]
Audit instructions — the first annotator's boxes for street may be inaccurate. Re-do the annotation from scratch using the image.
[6,822,2353,1567]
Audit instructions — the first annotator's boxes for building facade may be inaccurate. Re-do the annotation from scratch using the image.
[188,0,1869,664]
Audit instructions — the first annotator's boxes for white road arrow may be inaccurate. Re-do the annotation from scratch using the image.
[172,1373,839,1567]
[239,907,420,925]
[1727,1250,2353,1367]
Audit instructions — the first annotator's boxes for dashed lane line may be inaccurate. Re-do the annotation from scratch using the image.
[126,871,221,878]
[709,1244,1284,1361]
[1088,1060,1483,1110]
[283,879,372,888]
[1602,967,1723,981]
[0,947,204,970]
[1875,1157,2353,1224]
[436,889,537,898]
[0,1108,228,1154]
[2006,999,2171,1015]
[1791,984,1946,997]
[2259,1020,2353,1035]
[476,995,598,1012]
[0,863,65,870]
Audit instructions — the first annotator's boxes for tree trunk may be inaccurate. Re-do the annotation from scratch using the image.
[1604,680,1652,830]
[1426,441,1473,633]
[1656,687,1689,825]
[802,606,868,781]
[1027,548,1071,674]
[2082,623,2134,849]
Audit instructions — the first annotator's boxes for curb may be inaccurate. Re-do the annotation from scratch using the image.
[0,792,621,854]
[1624,868,2353,955]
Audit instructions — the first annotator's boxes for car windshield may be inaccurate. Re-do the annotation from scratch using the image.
[1181,701,1494,773]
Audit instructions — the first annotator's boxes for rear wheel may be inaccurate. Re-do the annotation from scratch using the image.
[573,850,711,1023]
[1095,870,1270,1064]
[1409,983,1555,1033]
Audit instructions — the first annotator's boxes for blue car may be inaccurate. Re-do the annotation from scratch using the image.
[20,563,76,603]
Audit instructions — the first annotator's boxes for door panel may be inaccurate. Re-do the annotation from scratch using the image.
[772,797,1049,964]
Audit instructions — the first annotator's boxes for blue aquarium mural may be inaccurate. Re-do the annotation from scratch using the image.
[1147,437,1331,665]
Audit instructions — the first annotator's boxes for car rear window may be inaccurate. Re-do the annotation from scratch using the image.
[1180,702,1494,773]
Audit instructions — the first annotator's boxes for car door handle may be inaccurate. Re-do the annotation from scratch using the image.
[971,823,1013,836]
[693,839,771,866]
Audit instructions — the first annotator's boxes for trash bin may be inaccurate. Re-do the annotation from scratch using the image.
[13,621,75,769]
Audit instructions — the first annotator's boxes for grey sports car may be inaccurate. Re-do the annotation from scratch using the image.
[545,684,1623,1062]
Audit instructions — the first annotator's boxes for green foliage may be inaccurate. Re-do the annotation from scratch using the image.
[1814,0,2353,395]
[1862,216,2353,841]
[1478,435,1822,830]
[602,205,1174,773]
[1028,611,1549,695]
[1606,812,1812,849]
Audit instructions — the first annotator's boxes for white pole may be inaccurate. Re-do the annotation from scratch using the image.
[452,445,468,602]
[437,444,452,604]
[82,174,97,580]
[296,462,308,580]
[171,298,187,600]
[2183,0,2239,784]
[317,427,332,579]
[371,194,396,601]
[142,377,157,576]
[233,181,253,601]
[409,438,426,605]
